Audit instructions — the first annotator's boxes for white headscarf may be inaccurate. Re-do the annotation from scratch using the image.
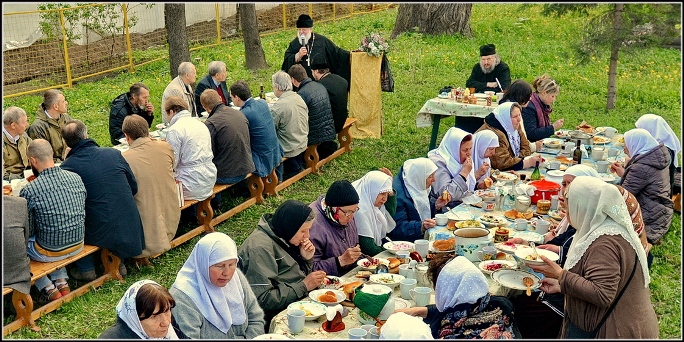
[115,280,179,340]
[624,128,660,158]
[554,165,601,235]
[427,127,477,191]
[472,130,500,181]
[171,232,246,333]
[352,170,396,246]
[402,158,438,221]
[380,312,433,339]
[564,176,650,287]
[435,256,489,312]
[635,114,680,167]
[492,102,521,157]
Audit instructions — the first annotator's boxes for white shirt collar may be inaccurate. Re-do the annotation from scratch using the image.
[2,126,19,143]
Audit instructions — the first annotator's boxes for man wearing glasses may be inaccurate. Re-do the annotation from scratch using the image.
[466,43,511,93]
[308,180,363,276]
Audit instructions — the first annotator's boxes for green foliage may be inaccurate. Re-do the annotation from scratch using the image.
[37,3,83,42]
[3,4,681,339]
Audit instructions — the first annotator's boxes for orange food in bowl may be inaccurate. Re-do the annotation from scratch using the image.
[433,237,455,251]
[3,185,12,195]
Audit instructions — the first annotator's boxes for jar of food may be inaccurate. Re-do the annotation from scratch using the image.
[486,95,492,106]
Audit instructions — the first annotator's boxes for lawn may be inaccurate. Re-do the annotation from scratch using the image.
[2,4,681,339]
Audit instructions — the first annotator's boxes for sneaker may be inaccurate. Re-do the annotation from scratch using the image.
[56,283,70,296]
[69,269,97,282]
[44,287,62,302]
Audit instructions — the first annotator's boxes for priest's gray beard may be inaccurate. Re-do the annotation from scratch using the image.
[299,32,312,45]
[480,61,497,74]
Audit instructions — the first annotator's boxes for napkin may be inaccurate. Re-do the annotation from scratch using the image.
[322,306,345,332]
[579,144,589,159]
[514,183,535,196]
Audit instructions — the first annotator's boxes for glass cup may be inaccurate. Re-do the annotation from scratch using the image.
[477,246,497,261]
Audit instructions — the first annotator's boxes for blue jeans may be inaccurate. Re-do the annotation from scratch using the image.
[28,236,82,290]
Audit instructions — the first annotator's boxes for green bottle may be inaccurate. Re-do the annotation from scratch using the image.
[530,161,541,181]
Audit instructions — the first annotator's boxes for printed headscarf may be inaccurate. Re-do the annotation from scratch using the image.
[115,280,179,340]
[435,256,489,312]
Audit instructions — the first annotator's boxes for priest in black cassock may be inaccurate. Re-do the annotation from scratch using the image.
[281,14,351,90]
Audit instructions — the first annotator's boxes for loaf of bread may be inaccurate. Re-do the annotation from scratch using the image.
[318,291,338,303]
[387,257,401,269]
[433,237,455,251]
[441,190,451,202]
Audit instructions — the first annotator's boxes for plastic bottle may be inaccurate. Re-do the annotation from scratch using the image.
[573,139,582,165]
[530,161,541,181]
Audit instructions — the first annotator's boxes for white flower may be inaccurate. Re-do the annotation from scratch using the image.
[368,42,375,48]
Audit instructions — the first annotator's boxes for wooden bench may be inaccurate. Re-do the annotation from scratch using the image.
[3,246,123,336]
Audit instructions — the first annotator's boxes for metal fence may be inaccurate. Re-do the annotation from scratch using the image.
[2,3,394,99]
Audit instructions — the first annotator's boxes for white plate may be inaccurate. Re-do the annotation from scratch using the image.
[599,173,617,183]
[308,289,345,305]
[592,136,612,145]
[492,171,518,183]
[357,257,390,271]
[547,210,562,220]
[546,170,565,177]
[429,240,455,253]
[542,138,563,148]
[474,93,489,98]
[491,269,541,291]
[494,242,532,254]
[382,241,415,254]
[554,129,571,138]
[594,126,618,135]
[319,276,343,290]
[477,214,508,227]
[438,94,450,99]
[368,273,405,289]
[446,209,475,221]
[515,248,560,265]
[287,301,327,321]
[512,231,543,243]
[479,260,518,275]
[253,333,291,340]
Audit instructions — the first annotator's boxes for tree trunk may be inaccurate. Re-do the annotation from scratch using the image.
[391,3,473,39]
[238,3,268,70]
[165,4,190,79]
[606,3,624,111]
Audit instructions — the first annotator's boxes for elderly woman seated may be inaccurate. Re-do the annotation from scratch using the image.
[352,169,397,255]
[171,232,265,339]
[475,101,543,171]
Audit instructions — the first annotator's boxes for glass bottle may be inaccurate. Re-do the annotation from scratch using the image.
[259,84,265,99]
[530,161,541,181]
[572,139,582,165]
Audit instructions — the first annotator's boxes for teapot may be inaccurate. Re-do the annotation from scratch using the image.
[514,195,531,212]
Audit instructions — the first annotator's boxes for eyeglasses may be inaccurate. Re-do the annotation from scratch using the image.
[337,207,359,217]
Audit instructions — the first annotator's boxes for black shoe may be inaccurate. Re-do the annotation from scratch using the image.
[69,269,97,282]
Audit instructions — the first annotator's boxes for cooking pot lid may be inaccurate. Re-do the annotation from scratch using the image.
[529,180,561,191]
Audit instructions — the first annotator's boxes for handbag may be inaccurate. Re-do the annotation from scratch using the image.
[380,54,394,92]
[565,256,638,339]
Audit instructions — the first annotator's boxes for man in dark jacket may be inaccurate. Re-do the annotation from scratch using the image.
[288,64,337,159]
[194,60,231,114]
[311,54,349,133]
[281,14,351,90]
[109,82,154,145]
[60,119,144,281]
[466,44,511,93]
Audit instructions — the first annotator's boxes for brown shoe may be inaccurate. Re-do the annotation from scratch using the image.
[56,283,70,296]
[132,257,151,269]
[45,287,62,302]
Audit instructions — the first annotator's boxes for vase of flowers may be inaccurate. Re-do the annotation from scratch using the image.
[359,32,390,57]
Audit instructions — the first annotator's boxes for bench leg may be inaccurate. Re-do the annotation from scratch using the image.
[338,124,354,152]
[262,169,279,197]
[12,291,38,332]
[101,249,124,282]
[197,197,215,233]
[248,174,265,204]
[304,145,320,174]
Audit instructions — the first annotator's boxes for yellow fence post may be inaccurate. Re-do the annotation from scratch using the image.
[122,3,134,73]
[333,3,336,19]
[282,4,286,29]
[59,8,73,88]
[215,3,221,45]
[350,4,353,15]
[308,3,312,18]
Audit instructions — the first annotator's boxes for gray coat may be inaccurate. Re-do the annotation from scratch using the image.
[2,196,31,294]
[170,269,265,339]
[619,143,674,244]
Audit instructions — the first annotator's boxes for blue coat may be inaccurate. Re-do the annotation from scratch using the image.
[60,139,145,259]
[240,98,284,177]
[194,74,230,113]
[388,166,436,242]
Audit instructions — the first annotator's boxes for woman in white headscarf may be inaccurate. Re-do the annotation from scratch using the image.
[389,157,449,242]
[531,176,658,339]
[352,170,397,255]
[635,113,681,194]
[610,128,673,245]
[472,130,500,184]
[380,312,433,339]
[170,232,265,339]
[475,101,543,171]
[100,279,187,339]
[427,127,478,209]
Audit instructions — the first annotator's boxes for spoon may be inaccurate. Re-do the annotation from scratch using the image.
[529,241,539,260]
[523,276,534,296]
[375,264,389,274]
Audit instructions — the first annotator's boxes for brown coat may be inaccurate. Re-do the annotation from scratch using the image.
[559,235,658,339]
[122,137,181,257]
[2,132,31,179]
[27,109,71,162]
[475,113,532,171]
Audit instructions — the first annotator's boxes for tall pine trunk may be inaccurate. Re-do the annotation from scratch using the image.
[165,4,190,78]
[391,4,473,39]
[238,3,268,70]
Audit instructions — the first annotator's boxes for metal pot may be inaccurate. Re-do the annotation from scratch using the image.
[569,130,594,146]
[528,180,561,204]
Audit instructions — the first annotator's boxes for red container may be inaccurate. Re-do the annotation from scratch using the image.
[528,180,561,204]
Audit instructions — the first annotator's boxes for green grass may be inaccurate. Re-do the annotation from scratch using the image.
[3,4,681,339]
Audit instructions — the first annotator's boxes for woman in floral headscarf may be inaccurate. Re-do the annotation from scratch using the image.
[352,170,397,255]
[170,232,265,339]
[99,279,187,339]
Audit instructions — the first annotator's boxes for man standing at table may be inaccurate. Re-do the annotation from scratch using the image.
[281,14,351,89]
[466,43,511,93]
[61,119,144,281]
[194,60,231,112]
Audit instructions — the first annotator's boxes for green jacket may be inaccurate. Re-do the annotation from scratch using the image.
[2,132,31,180]
[238,214,312,321]
[27,109,71,162]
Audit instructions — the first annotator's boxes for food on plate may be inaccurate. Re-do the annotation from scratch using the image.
[544,139,562,148]
[318,291,338,303]
[433,238,455,251]
[576,120,594,134]
[297,305,314,317]
[343,281,364,300]
[593,136,611,144]
[355,271,372,279]
[361,257,380,268]
[387,257,401,269]
[555,130,570,138]
[555,156,573,164]
[524,254,542,261]
[504,209,533,220]
[441,190,452,202]
[480,214,505,224]
[495,252,507,260]
[3,185,12,195]
[483,177,493,188]
[409,251,423,262]
[322,276,340,287]
[483,262,512,272]
[493,172,516,181]
[455,220,482,229]
[372,275,398,284]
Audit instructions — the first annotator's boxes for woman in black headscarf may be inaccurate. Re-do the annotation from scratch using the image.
[237,200,327,324]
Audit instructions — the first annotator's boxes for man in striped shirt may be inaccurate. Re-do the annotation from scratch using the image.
[19,139,86,302]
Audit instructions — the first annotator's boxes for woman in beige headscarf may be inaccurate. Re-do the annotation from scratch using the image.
[531,176,658,338]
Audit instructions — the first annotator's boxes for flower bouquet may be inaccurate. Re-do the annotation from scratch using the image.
[359,32,390,57]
